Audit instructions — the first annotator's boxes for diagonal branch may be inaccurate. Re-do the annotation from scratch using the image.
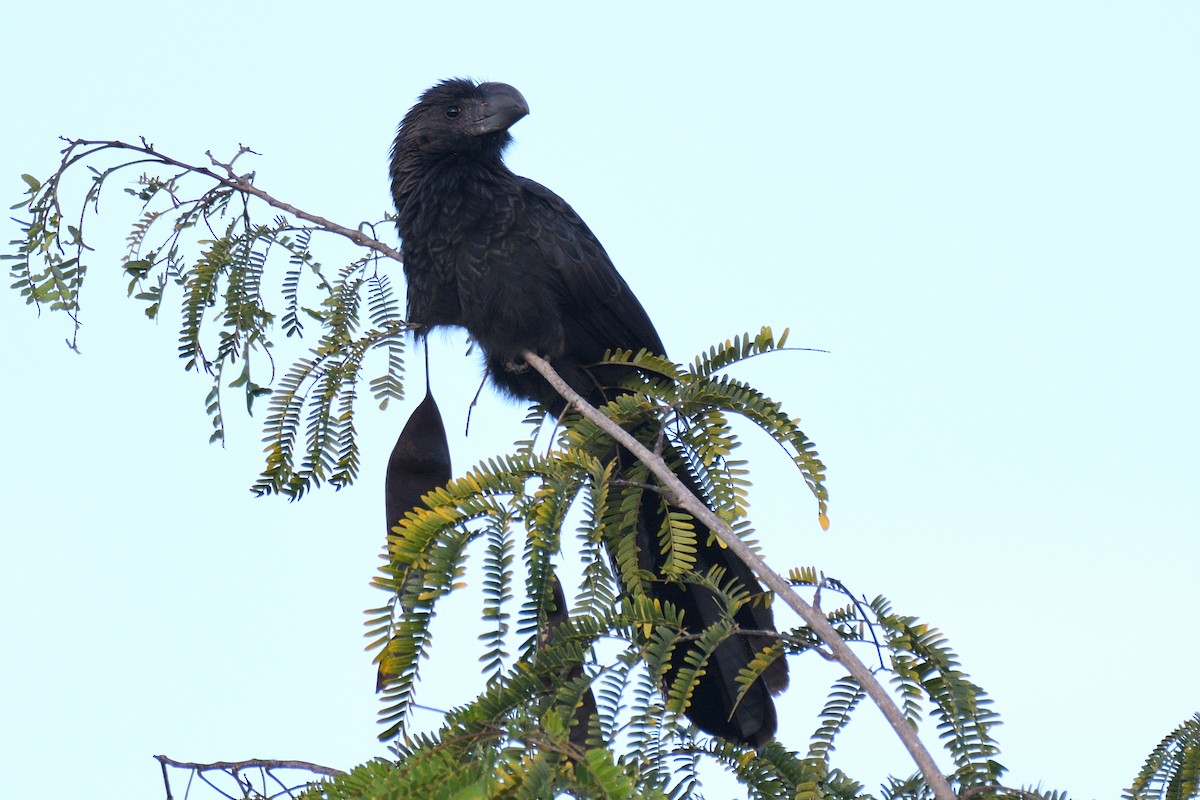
[522,350,958,800]
[63,138,405,263]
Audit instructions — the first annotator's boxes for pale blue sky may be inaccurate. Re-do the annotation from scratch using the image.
[3,3,1198,798]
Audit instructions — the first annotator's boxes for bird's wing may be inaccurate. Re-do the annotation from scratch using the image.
[518,177,666,358]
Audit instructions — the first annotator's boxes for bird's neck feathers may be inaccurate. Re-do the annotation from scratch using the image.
[390,139,519,234]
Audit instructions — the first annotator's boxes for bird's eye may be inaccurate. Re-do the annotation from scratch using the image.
[444,106,461,119]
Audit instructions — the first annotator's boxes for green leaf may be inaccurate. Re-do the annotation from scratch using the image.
[123,259,152,278]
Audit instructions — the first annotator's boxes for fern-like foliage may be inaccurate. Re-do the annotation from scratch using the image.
[6,139,409,493]
[561,329,828,529]
[365,332,1044,798]
[783,573,1013,795]
[810,674,868,760]
[365,333,1056,799]
[1126,713,1200,800]
[874,597,1004,789]
[364,333,840,796]
[301,739,668,800]
[702,739,842,800]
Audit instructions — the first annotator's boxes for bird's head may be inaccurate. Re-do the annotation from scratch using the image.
[393,78,530,157]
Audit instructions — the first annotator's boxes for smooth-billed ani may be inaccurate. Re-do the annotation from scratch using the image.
[389,78,787,747]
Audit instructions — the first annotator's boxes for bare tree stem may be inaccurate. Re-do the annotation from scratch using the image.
[154,753,346,777]
[65,138,405,263]
[522,350,958,800]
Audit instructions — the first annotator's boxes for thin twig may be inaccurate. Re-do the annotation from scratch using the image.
[158,755,174,800]
[154,755,346,778]
[64,138,405,263]
[521,350,959,800]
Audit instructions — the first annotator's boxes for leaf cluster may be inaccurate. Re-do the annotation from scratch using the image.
[363,334,1036,799]
[1127,714,1200,800]
[6,139,409,492]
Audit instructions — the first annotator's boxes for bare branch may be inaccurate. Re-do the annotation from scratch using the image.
[154,756,344,777]
[154,755,346,800]
[65,138,405,263]
[152,758,345,800]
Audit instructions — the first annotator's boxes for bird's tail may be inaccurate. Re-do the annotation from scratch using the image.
[577,364,789,746]
[627,439,789,747]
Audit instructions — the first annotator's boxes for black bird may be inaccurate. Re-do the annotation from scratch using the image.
[389,78,787,746]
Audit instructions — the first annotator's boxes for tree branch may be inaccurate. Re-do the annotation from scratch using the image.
[154,755,344,777]
[154,755,346,800]
[64,138,405,263]
[522,350,959,800]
